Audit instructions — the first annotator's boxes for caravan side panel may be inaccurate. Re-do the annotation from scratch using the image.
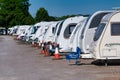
[99,13,120,59]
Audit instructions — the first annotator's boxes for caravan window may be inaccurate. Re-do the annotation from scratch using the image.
[36,26,40,28]
[45,28,48,34]
[94,23,106,41]
[52,27,55,34]
[64,23,77,39]
[111,23,120,36]
[73,24,80,35]
[13,28,18,34]
[70,24,80,43]
[89,13,108,29]
[31,26,37,34]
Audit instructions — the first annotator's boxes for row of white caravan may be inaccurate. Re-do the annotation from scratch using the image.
[11,10,120,61]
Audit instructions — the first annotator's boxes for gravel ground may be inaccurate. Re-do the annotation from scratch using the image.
[0,35,120,80]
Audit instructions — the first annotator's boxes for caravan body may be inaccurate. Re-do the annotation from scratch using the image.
[17,25,31,40]
[68,17,88,52]
[67,11,112,54]
[53,16,86,52]
[37,22,54,44]
[12,26,19,36]
[8,27,14,35]
[43,21,59,43]
[25,25,39,42]
[79,11,113,54]
[29,22,48,41]
[52,20,64,43]
[90,11,120,60]
[32,22,53,44]
[16,25,30,36]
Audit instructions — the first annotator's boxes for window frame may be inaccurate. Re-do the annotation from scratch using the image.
[93,23,106,41]
[89,13,109,29]
[63,23,77,39]
[111,22,120,36]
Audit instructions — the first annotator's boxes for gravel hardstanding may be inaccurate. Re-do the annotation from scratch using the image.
[0,36,120,80]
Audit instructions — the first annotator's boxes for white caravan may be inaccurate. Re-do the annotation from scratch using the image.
[52,20,64,42]
[37,22,55,45]
[25,25,39,42]
[29,21,46,41]
[80,11,114,54]
[31,22,53,44]
[90,11,120,60]
[68,11,113,56]
[12,26,19,36]
[8,27,14,35]
[68,17,88,52]
[63,10,114,59]
[16,25,30,37]
[53,16,86,53]
[17,25,31,40]
[20,26,33,41]
[43,21,59,43]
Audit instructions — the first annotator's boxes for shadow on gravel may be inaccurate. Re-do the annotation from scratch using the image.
[67,59,120,66]
[68,62,94,66]
[68,63,85,66]
[16,40,30,45]
[92,59,120,66]
[67,60,92,66]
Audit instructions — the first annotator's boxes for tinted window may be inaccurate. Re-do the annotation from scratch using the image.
[111,23,120,36]
[89,13,108,28]
[52,27,55,34]
[31,26,37,34]
[73,24,80,35]
[13,28,18,34]
[70,24,80,43]
[64,24,77,39]
[94,23,106,41]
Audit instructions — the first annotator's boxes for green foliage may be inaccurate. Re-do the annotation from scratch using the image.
[34,7,89,22]
[35,7,49,22]
[0,0,34,28]
[48,16,58,21]
[55,14,90,21]
[0,0,89,30]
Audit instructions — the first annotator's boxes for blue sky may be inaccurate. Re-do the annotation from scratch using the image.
[29,0,120,17]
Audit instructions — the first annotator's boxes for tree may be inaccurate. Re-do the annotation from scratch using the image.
[48,16,57,21]
[0,0,34,34]
[35,7,49,22]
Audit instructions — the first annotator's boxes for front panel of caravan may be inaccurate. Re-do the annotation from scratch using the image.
[82,28,97,53]
[57,20,77,49]
[38,24,51,43]
[57,17,83,50]
[73,18,88,52]
[43,22,57,42]
[100,13,120,59]
[69,22,84,52]
[81,12,111,54]
[43,25,53,42]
